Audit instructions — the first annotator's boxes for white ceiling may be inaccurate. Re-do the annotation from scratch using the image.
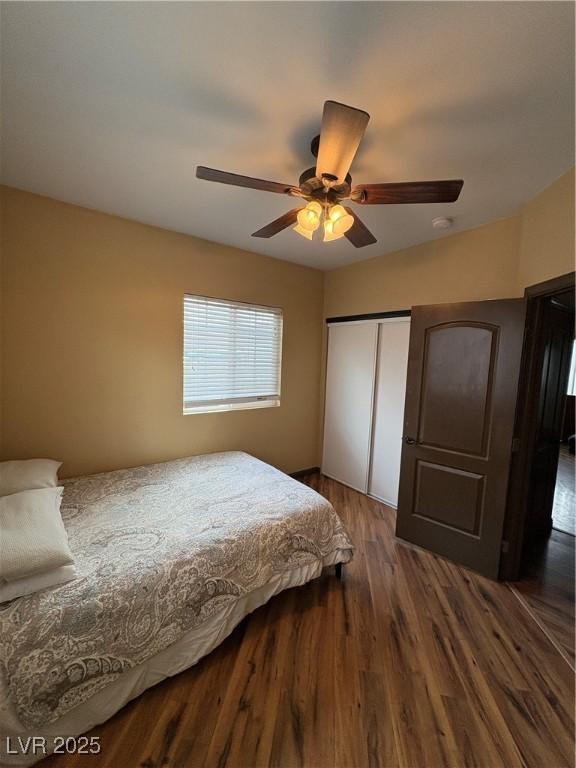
[1,2,574,270]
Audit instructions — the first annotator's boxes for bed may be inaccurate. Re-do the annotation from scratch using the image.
[0,451,353,766]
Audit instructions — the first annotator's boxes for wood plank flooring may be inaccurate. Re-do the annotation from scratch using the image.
[511,527,575,666]
[46,474,574,768]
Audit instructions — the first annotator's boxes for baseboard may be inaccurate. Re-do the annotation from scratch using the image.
[319,472,367,495]
[290,467,320,479]
[367,492,398,510]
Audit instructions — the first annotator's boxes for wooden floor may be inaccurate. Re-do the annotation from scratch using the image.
[511,527,575,666]
[46,474,574,768]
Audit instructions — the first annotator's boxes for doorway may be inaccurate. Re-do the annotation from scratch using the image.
[502,273,575,581]
[502,274,575,663]
[553,327,575,536]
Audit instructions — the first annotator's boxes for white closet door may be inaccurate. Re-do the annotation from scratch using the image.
[369,319,411,507]
[322,323,378,492]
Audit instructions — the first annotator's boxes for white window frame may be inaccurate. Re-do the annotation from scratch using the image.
[183,294,283,415]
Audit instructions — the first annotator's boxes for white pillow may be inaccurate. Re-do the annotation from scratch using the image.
[0,564,77,603]
[0,487,74,581]
[0,459,62,497]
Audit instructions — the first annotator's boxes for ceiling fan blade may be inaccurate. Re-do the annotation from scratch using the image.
[316,101,370,185]
[353,179,464,205]
[196,166,294,195]
[252,208,301,238]
[344,207,377,248]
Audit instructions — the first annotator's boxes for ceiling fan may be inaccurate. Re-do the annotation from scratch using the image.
[196,100,463,248]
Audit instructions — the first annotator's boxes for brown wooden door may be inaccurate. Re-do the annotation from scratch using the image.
[396,299,526,579]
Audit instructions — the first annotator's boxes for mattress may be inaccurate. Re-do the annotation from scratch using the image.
[0,452,353,765]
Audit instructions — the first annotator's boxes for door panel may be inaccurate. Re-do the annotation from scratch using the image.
[414,461,485,534]
[396,299,526,579]
[419,324,496,455]
[322,323,378,493]
[368,319,411,506]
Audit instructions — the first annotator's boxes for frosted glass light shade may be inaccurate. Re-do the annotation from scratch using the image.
[329,204,354,235]
[293,223,314,240]
[297,200,322,232]
[323,219,344,242]
[328,204,347,222]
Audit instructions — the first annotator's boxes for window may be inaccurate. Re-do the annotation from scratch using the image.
[183,294,283,414]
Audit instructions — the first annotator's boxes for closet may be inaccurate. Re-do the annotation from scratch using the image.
[321,315,411,507]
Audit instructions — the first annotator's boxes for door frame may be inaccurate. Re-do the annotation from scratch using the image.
[500,271,575,580]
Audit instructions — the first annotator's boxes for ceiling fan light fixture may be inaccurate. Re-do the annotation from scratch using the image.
[323,219,344,242]
[328,204,354,235]
[296,200,322,232]
[293,222,314,240]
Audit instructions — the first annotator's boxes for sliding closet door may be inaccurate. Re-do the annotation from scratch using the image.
[368,319,411,507]
[322,323,378,492]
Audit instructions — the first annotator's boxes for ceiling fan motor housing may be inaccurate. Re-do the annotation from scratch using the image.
[298,165,352,203]
[310,134,321,158]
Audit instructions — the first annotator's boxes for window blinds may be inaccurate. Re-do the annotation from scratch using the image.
[183,295,283,413]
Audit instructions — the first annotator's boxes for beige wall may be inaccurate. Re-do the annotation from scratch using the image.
[518,167,575,289]
[1,169,573,478]
[324,216,522,318]
[0,187,324,477]
[324,167,574,319]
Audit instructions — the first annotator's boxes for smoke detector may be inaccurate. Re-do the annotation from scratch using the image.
[432,216,454,230]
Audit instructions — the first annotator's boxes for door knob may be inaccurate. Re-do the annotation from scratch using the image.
[403,436,417,445]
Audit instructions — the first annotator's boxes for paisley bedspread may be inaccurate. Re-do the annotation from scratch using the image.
[0,452,353,729]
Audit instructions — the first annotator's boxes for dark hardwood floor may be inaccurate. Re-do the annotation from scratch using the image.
[511,527,575,666]
[46,474,574,768]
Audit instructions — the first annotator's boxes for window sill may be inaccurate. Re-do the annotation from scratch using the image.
[183,399,280,415]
